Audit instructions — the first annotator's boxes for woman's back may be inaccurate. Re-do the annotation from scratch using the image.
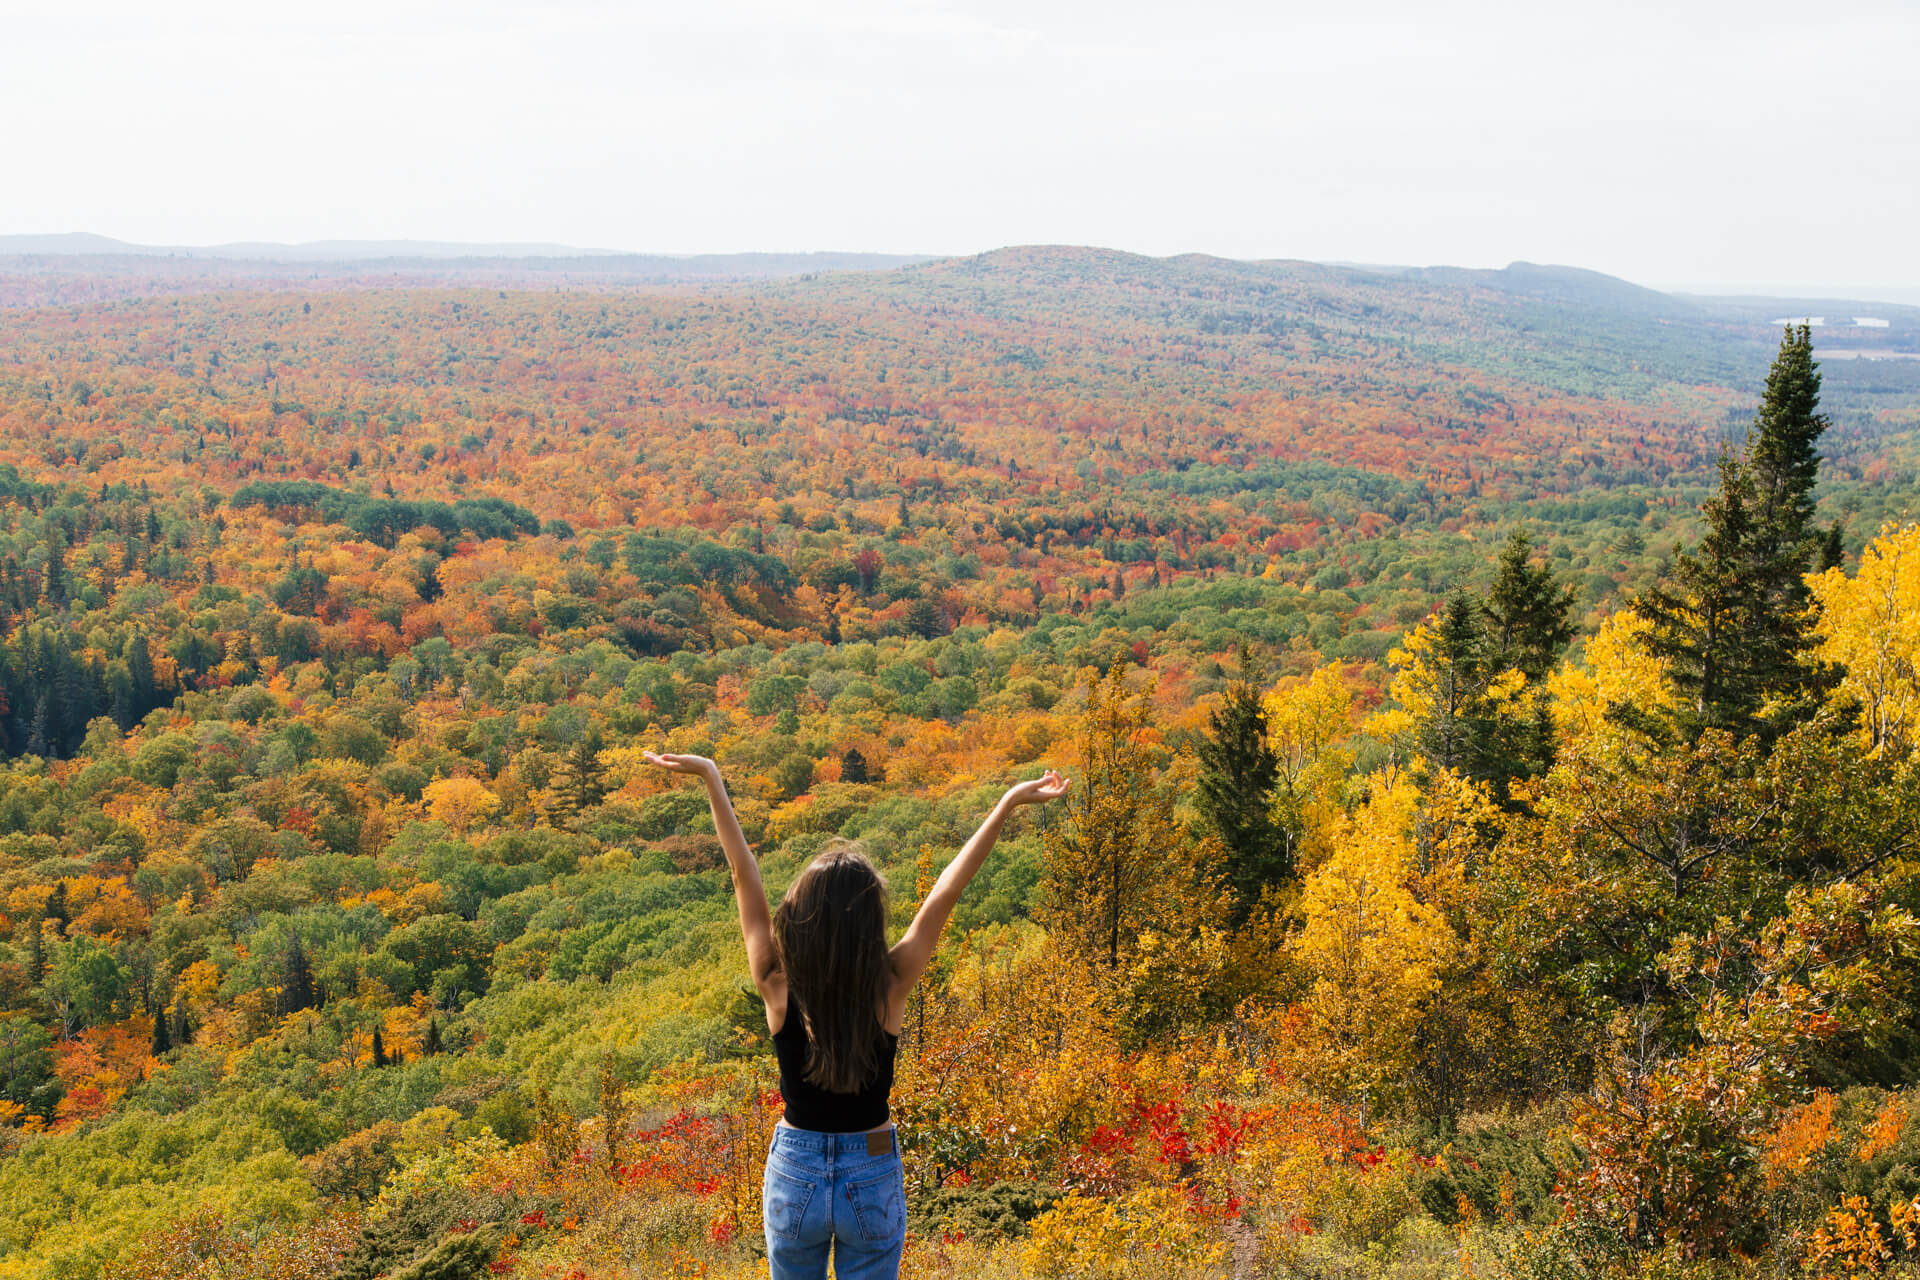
[772,991,898,1134]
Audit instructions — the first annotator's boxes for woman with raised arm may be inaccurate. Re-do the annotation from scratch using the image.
[642,751,1068,1280]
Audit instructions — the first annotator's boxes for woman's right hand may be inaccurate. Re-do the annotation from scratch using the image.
[1004,769,1070,807]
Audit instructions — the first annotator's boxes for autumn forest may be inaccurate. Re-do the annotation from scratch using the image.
[1,247,1919,1279]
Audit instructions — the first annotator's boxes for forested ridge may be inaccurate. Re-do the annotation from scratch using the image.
[0,251,1917,1278]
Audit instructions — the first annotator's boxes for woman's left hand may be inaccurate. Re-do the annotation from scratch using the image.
[643,750,718,779]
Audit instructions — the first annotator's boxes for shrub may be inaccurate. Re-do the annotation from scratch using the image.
[911,1179,1062,1241]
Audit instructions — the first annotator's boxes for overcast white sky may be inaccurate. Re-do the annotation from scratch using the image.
[3,0,1915,298]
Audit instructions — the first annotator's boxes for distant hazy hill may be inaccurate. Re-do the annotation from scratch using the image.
[4,238,1914,409]
[1410,261,1703,319]
[0,233,621,259]
[755,245,1920,417]
[0,233,931,277]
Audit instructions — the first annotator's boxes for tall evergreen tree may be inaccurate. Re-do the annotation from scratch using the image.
[840,747,869,784]
[24,694,50,759]
[1638,327,1834,739]
[40,545,64,606]
[1639,451,1761,734]
[550,729,608,818]
[1745,323,1839,710]
[1415,592,1501,780]
[371,1027,389,1069]
[150,1003,172,1057]
[1481,531,1575,797]
[281,934,315,1015]
[126,633,156,718]
[1483,530,1576,683]
[1196,648,1291,917]
[1749,324,1829,571]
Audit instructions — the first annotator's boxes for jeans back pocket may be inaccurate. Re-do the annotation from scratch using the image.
[847,1164,905,1245]
[763,1165,815,1242]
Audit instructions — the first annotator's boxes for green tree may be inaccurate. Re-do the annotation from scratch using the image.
[1639,327,1835,739]
[1480,531,1574,796]
[0,1013,53,1105]
[1391,592,1538,805]
[280,933,315,1014]
[1483,530,1575,682]
[150,1002,172,1056]
[904,596,946,639]
[1040,663,1219,972]
[1749,323,1830,580]
[840,747,870,784]
[1638,451,1761,735]
[45,936,129,1034]
[1195,648,1290,918]
[549,728,608,818]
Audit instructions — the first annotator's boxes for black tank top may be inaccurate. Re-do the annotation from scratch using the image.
[772,991,898,1133]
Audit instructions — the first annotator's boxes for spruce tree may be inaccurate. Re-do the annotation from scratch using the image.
[41,545,65,606]
[371,1027,389,1069]
[1196,648,1290,917]
[1040,663,1215,972]
[25,694,50,760]
[1638,327,1835,739]
[150,1004,172,1057]
[1416,592,1500,780]
[1483,530,1575,682]
[1744,324,1837,709]
[1481,531,1575,798]
[1749,324,1829,571]
[840,747,869,784]
[126,633,156,719]
[281,934,315,1015]
[550,729,608,818]
[1639,450,1761,734]
[903,597,944,639]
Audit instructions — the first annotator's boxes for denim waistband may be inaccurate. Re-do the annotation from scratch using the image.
[771,1123,897,1157]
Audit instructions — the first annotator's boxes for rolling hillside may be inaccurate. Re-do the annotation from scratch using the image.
[0,247,1915,1279]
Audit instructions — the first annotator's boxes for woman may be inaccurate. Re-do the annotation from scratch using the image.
[643,750,1068,1279]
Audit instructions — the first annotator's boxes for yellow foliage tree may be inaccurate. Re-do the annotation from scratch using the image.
[1293,770,1455,1116]
[1810,522,1920,757]
[422,777,500,834]
[1263,662,1355,874]
[1545,607,1678,767]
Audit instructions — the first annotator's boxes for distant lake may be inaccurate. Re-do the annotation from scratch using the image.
[1768,315,1893,327]
[1813,348,1920,360]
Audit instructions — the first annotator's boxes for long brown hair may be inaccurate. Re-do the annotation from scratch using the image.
[773,839,891,1093]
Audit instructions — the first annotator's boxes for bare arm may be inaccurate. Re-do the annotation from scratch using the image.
[889,769,1070,992]
[643,753,781,992]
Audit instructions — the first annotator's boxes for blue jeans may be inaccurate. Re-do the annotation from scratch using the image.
[762,1124,906,1280]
